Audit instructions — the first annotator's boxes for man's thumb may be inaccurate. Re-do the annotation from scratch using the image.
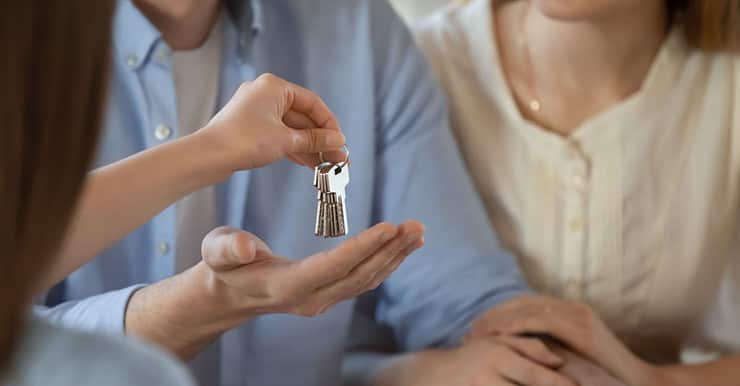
[201,226,272,271]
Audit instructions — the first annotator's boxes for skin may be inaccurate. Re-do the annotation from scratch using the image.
[49,74,346,288]
[47,0,427,359]
[497,0,666,135]
[471,1,740,385]
[371,0,739,385]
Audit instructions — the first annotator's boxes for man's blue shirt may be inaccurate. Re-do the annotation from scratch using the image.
[39,1,527,385]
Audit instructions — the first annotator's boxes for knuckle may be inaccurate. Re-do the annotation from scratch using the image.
[257,72,278,83]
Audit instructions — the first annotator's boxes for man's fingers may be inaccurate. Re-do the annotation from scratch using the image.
[469,295,549,339]
[496,347,578,386]
[201,226,272,271]
[494,335,563,368]
[364,222,424,289]
[290,128,346,154]
[315,221,424,302]
[282,106,347,167]
[496,315,586,360]
[297,222,399,287]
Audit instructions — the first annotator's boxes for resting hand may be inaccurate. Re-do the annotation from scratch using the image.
[380,336,576,386]
[467,295,658,386]
[200,73,345,172]
[552,345,629,386]
[200,221,424,318]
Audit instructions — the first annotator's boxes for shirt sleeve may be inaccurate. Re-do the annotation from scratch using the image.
[34,285,146,335]
[367,1,529,351]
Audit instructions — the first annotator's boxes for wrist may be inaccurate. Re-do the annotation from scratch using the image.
[124,263,252,359]
[180,128,236,185]
[191,123,247,179]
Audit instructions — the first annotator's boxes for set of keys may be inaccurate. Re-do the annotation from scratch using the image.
[313,147,350,238]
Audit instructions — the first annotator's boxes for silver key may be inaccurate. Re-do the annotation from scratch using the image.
[313,162,350,238]
[326,164,349,236]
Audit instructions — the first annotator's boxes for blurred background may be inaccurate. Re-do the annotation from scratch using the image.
[389,0,452,23]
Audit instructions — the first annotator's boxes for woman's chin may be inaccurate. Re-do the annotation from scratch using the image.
[530,0,634,22]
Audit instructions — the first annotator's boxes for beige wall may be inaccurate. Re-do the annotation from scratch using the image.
[389,0,451,23]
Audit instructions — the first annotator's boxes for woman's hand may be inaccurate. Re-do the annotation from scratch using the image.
[378,335,576,386]
[200,221,425,318]
[467,295,660,386]
[199,73,346,173]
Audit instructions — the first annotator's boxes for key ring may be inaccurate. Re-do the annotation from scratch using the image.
[319,144,350,169]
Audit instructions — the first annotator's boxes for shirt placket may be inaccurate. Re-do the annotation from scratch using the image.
[559,140,591,300]
[138,40,179,278]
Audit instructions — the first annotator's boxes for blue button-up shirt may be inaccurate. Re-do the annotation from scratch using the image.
[39,1,527,385]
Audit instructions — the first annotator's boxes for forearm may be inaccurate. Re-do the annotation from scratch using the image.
[46,131,230,288]
[124,262,248,360]
[654,356,740,386]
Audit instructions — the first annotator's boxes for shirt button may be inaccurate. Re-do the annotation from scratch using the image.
[568,218,584,232]
[154,124,172,141]
[125,54,139,68]
[572,174,586,190]
[157,241,170,255]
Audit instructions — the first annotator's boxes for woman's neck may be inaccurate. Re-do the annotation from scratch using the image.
[526,1,668,99]
[498,0,669,135]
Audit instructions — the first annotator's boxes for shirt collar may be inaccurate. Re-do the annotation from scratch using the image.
[113,0,263,70]
[225,0,263,62]
[113,0,161,71]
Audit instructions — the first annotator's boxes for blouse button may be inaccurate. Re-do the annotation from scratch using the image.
[572,174,586,190]
[568,218,584,232]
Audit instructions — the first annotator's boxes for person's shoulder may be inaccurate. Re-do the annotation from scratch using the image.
[9,319,194,386]
[413,0,484,70]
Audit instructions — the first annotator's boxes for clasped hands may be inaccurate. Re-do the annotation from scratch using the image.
[430,295,665,386]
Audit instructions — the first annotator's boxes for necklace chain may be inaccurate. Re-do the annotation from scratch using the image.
[519,3,541,113]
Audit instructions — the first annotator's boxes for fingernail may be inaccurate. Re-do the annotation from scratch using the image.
[326,132,345,148]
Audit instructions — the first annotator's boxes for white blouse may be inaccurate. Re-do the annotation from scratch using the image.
[415,0,740,363]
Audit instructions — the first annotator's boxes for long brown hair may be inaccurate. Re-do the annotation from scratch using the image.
[672,0,740,51]
[0,0,115,372]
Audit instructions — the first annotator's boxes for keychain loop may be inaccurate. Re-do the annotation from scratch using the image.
[319,145,350,168]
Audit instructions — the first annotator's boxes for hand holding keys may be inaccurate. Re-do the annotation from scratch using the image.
[314,146,350,238]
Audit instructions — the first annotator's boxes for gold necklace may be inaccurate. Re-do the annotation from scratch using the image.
[518,3,541,113]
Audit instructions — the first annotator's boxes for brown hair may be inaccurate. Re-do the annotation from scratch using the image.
[0,0,115,372]
[671,0,740,51]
